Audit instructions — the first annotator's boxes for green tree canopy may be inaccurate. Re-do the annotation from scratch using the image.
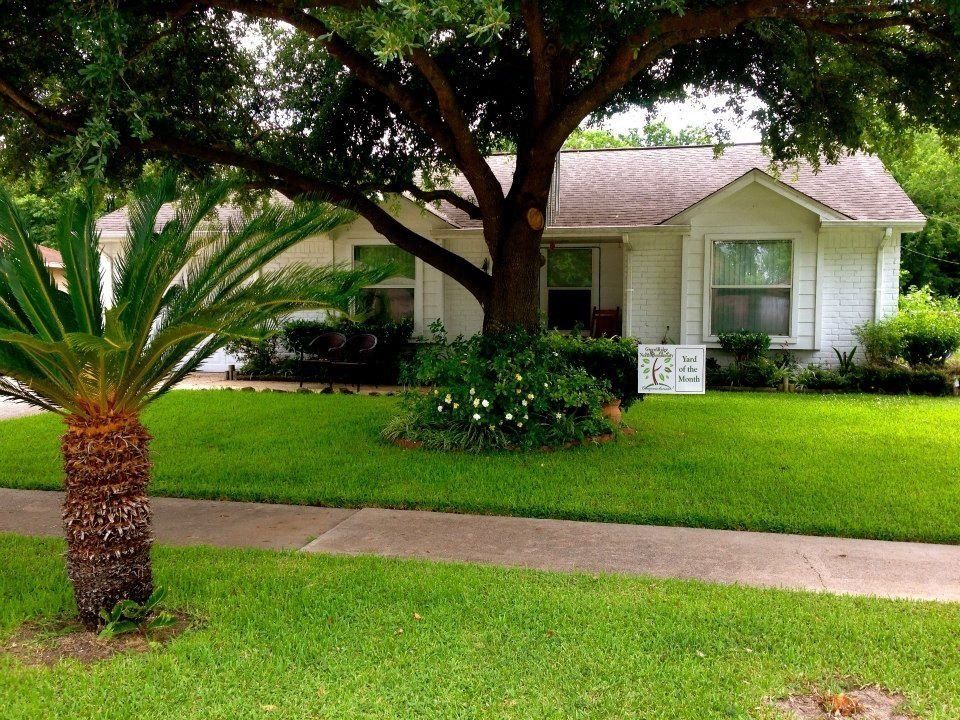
[875,130,960,296]
[1,1,959,329]
[561,121,713,150]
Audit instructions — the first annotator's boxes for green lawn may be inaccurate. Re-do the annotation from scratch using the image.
[2,534,959,719]
[2,390,959,543]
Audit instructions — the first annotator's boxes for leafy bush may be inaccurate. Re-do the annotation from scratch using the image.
[853,320,902,367]
[855,365,954,396]
[387,327,615,451]
[833,346,859,374]
[543,333,640,409]
[855,287,960,367]
[225,334,289,376]
[706,357,781,388]
[716,330,771,364]
[795,363,953,395]
[98,586,175,639]
[794,366,850,391]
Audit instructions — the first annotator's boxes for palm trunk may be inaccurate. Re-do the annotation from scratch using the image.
[61,412,153,631]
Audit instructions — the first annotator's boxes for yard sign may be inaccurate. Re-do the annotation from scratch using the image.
[637,345,706,394]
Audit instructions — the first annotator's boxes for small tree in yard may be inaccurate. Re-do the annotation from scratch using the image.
[1,2,959,332]
[0,174,382,630]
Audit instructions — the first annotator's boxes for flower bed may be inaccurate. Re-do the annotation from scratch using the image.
[384,328,616,452]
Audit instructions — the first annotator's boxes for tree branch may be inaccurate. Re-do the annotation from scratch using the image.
[0,77,492,304]
[386,183,482,220]
[200,0,504,217]
[542,0,936,150]
[520,0,552,127]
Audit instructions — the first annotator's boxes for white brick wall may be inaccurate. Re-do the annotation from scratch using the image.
[801,227,897,366]
[625,234,683,343]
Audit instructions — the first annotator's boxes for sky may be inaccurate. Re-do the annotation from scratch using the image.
[603,94,764,144]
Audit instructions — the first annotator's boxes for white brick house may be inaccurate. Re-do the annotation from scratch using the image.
[95,144,924,370]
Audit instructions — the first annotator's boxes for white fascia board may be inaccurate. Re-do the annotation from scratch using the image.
[432,225,691,241]
[820,219,926,233]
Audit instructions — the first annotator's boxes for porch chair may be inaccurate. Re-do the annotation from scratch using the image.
[326,333,379,391]
[296,331,346,387]
[590,307,621,338]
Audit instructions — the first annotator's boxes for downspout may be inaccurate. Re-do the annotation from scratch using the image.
[622,233,634,338]
[874,227,893,321]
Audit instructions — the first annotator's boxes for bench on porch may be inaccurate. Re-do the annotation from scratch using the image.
[296,332,379,390]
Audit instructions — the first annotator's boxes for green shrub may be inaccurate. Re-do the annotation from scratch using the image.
[855,365,954,396]
[716,330,771,364]
[543,333,639,409]
[387,328,614,452]
[705,357,782,388]
[854,287,960,368]
[794,366,849,391]
[794,363,953,395]
[225,334,289,376]
[853,320,901,366]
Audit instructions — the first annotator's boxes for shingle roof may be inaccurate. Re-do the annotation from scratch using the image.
[96,202,250,234]
[443,143,925,227]
[94,144,924,234]
[38,245,63,268]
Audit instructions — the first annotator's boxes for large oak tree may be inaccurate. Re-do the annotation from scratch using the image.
[1,1,959,331]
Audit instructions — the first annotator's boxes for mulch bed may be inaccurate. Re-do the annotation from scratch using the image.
[775,687,916,720]
[3,612,192,666]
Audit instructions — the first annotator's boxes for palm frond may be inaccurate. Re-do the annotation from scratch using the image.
[0,174,377,416]
[56,188,104,334]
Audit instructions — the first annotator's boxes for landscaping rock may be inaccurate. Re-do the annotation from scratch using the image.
[338,387,354,395]
[240,387,256,392]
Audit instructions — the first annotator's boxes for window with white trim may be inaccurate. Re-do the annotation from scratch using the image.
[711,239,792,336]
[353,245,416,322]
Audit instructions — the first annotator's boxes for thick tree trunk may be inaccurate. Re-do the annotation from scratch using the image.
[483,219,545,332]
[61,412,153,631]
[482,160,553,333]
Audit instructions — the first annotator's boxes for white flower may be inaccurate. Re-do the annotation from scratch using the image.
[452,402,459,409]
[505,413,513,420]
[521,400,527,407]
[517,422,523,427]
[515,373,523,381]
[437,405,444,412]
[524,414,528,420]
[469,387,476,395]
[472,413,481,421]
[473,398,480,407]
[527,393,535,400]
[555,412,563,419]
[444,394,452,404]
[481,399,490,408]
[543,382,549,388]
[488,424,495,430]
[433,389,439,395]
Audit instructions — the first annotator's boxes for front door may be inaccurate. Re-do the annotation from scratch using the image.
[539,246,600,331]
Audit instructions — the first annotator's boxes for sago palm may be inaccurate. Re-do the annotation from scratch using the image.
[0,174,384,630]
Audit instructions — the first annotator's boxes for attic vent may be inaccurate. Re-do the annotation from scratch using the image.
[546,154,560,227]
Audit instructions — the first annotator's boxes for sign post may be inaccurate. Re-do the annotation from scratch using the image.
[637,345,706,394]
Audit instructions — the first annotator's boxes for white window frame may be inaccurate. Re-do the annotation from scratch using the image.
[702,232,799,343]
[351,240,422,327]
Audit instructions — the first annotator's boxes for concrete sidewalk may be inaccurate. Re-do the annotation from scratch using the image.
[2,488,959,602]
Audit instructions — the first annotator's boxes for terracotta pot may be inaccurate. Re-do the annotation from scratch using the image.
[601,399,622,425]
